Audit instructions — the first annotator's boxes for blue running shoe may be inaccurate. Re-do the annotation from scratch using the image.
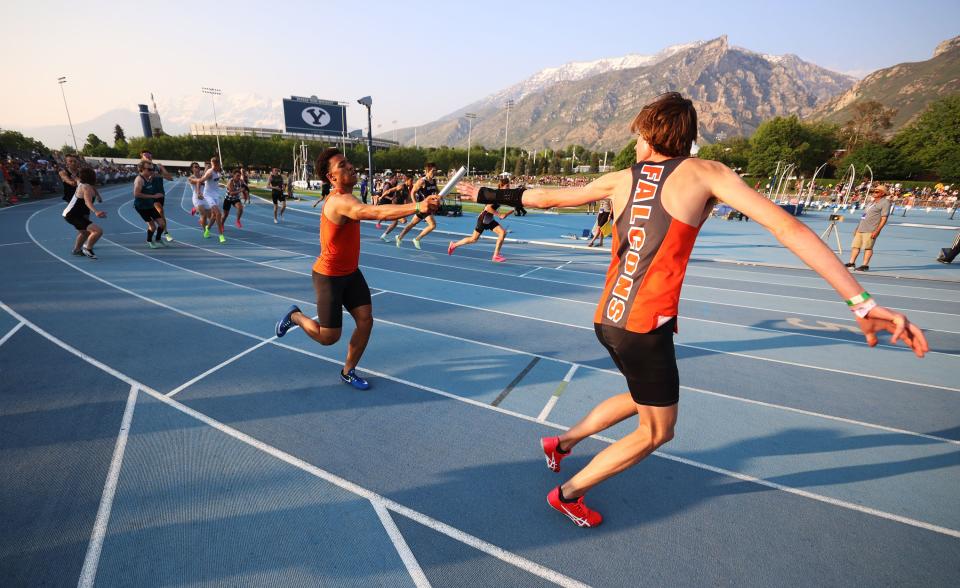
[275,305,300,337]
[340,368,370,390]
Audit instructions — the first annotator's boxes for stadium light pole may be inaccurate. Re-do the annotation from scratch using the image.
[464,113,477,176]
[201,87,223,165]
[502,100,514,174]
[57,77,79,151]
[358,96,374,203]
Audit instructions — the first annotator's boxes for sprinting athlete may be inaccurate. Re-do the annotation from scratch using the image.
[140,149,174,241]
[268,167,286,223]
[275,148,440,389]
[374,172,397,230]
[63,167,106,258]
[458,92,929,528]
[378,175,413,241]
[196,156,227,243]
[222,169,245,229]
[188,162,219,239]
[395,162,440,249]
[447,202,514,261]
[133,161,165,249]
[58,154,82,203]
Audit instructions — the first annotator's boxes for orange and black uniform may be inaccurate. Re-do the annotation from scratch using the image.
[594,157,701,406]
[312,208,371,328]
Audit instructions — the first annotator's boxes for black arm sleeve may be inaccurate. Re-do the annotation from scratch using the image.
[477,187,525,208]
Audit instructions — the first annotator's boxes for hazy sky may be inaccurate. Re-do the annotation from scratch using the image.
[4,0,958,135]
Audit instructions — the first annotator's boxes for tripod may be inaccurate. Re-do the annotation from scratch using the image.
[820,219,843,255]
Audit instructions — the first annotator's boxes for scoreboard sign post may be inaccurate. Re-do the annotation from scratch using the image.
[283,96,346,137]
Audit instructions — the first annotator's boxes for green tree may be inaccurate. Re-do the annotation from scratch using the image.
[589,152,600,173]
[697,136,750,171]
[0,130,49,156]
[837,141,908,180]
[747,116,838,176]
[113,124,126,144]
[891,95,960,181]
[613,139,636,170]
[513,156,523,176]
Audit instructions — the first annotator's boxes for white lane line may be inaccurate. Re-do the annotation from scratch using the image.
[0,321,24,348]
[370,290,388,297]
[537,364,579,422]
[166,338,275,398]
[372,501,432,588]
[0,302,960,544]
[518,267,540,278]
[0,240,32,247]
[115,202,960,394]
[77,384,139,588]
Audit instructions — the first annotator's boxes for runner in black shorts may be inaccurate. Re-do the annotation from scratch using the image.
[378,175,412,241]
[447,201,514,262]
[133,161,165,249]
[62,167,106,258]
[587,202,611,247]
[395,162,440,250]
[140,150,173,242]
[222,169,245,228]
[267,167,286,223]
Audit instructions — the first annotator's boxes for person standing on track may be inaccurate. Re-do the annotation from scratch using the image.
[446,199,514,261]
[196,156,227,243]
[140,150,174,242]
[286,171,295,201]
[133,161,166,249]
[379,174,413,241]
[240,167,251,205]
[395,162,440,249]
[63,167,106,258]
[275,147,440,390]
[268,167,286,223]
[222,169,245,229]
[586,202,611,247]
[458,92,929,528]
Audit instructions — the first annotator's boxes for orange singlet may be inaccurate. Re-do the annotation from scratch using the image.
[312,209,361,276]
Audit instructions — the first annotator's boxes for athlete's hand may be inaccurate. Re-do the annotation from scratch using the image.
[95,211,107,218]
[424,195,441,212]
[457,182,479,202]
[855,305,929,357]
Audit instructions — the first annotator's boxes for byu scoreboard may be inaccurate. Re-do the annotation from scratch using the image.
[283,96,346,136]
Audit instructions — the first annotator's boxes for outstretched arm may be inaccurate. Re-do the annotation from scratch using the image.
[709,161,928,356]
[458,170,628,209]
[330,194,440,221]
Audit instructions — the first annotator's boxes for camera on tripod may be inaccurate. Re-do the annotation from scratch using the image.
[828,214,844,222]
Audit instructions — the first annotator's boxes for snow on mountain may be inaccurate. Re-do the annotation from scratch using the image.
[154,93,284,132]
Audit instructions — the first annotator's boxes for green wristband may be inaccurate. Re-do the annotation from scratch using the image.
[845,292,871,306]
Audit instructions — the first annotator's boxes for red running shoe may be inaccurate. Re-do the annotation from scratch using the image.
[447,241,456,255]
[492,254,506,263]
[235,219,242,228]
[541,436,569,472]
[190,207,197,216]
[547,486,602,528]
[376,222,382,229]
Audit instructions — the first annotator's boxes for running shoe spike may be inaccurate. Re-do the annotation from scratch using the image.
[235,219,242,228]
[413,238,421,250]
[447,241,456,255]
[219,234,226,244]
[492,254,506,263]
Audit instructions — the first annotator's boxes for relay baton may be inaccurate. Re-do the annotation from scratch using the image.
[439,166,467,197]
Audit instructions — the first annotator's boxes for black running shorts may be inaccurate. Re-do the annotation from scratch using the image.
[135,206,161,222]
[64,213,91,231]
[594,319,679,406]
[223,197,241,214]
[154,196,165,207]
[272,190,285,204]
[313,270,372,329]
[475,219,499,234]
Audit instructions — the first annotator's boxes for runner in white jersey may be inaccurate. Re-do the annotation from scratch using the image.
[188,161,222,239]
[196,156,227,243]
